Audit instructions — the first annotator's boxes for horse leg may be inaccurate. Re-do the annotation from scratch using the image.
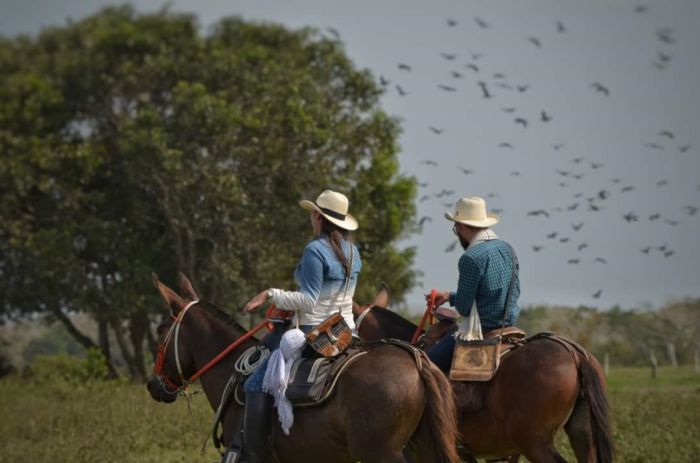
[564,397,595,463]
[521,443,567,463]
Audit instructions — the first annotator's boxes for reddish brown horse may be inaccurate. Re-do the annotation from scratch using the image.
[354,287,613,463]
[146,274,459,463]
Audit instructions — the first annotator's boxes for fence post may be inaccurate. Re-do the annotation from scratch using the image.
[666,342,678,367]
[649,349,658,379]
[695,348,700,375]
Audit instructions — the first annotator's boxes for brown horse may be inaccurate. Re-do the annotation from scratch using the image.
[146,274,459,463]
[353,287,613,463]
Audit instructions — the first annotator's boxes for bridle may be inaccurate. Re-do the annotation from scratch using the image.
[152,301,282,397]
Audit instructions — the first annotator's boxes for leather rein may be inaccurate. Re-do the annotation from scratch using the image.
[153,301,272,396]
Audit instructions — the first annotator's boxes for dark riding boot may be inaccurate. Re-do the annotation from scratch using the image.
[240,391,273,463]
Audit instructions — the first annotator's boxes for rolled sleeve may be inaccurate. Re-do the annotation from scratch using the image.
[269,244,323,313]
[453,254,482,317]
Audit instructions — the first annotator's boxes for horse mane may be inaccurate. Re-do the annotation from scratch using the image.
[196,300,249,334]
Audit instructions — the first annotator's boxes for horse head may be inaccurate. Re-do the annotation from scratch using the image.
[146,273,201,404]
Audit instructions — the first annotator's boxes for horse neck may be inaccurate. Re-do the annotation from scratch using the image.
[363,308,417,342]
[184,306,259,411]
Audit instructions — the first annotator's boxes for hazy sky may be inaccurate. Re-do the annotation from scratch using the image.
[2,0,699,311]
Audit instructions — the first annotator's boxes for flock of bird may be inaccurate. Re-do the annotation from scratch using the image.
[363,5,698,303]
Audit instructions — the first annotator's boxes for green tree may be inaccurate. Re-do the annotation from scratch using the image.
[0,6,417,379]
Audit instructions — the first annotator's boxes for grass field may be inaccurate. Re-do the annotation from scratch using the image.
[1,366,698,462]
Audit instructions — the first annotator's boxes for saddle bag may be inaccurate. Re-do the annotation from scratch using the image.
[305,312,352,358]
[450,337,501,381]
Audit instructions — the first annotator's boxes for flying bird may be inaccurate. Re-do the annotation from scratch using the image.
[441,52,458,60]
[664,219,678,226]
[326,27,341,39]
[438,84,457,92]
[419,195,430,203]
[621,185,635,193]
[649,213,660,221]
[450,71,464,79]
[495,83,513,90]
[590,83,610,96]
[379,75,390,86]
[568,259,580,264]
[492,72,507,79]
[595,258,607,264]
[397,63,412,71]
[658,52,672,62]
[447,18,458,27]
[664,250,675,258]
[560,237,570,243]
[419,160,438,166]
[592,289,602,299]
[514,118,528,128]
[419,216,432,226]
[659,130,674,139]
[577,243,588,251]
[474,17,490,29]
[466,63,480,73]
[526,37,542,48]
[656,28,676,44]
[685,205,698,216]
[541,111,552,122]
[434,189,455,198]
[623,211,638,222]
[547,232,558,239]
[516,84,530,93]
[679,145,691,153]
[556,21,566,33]
[527,209,549,218]
[572,157,583,164]
[502,107,516,113]
[510,171,520,176]
[459,167,474,175]
[429,126,444,135]
[597,190,609,200]
[591,162,603,169]
[641,246,652,254]
[644,142,663,150]
[470,52,483,60]
[478,81,491,98]
[532,245,543,252]
[499,142,513,149]
[572,222,584,231]
[445,240,458,253]
[552,143,564,151]
[395,84,408,96]
[635,5,648,13]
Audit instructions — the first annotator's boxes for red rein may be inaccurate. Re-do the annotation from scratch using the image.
[411,289,438,344]
[154,303,284,392]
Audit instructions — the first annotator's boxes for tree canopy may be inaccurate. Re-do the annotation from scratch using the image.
[0,6,417,379]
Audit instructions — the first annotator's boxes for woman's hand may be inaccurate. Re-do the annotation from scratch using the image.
[425,290,451,308]
[242,289,271,313]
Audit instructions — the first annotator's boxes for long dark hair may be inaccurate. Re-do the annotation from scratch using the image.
[320,217,352,277]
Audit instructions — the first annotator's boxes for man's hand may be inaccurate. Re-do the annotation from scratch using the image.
[425,290,451,308]
[242,289,270,313]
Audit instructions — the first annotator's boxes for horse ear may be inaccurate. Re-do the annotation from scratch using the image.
[177,272,200,301]
[373,282,390,309]
[152,273,186,314]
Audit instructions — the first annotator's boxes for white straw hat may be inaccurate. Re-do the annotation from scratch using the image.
[299,190,358,231]
[444,196,500,228]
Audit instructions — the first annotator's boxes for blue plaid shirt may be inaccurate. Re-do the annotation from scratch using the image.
[448,239,520,331]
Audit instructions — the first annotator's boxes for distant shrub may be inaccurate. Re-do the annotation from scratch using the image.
[25,348,111,385]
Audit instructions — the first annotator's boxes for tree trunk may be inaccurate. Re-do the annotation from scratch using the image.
[97,317,118,379]
[51,305,118,378]
[649,349,658,379]
[666,342,678,367]
[695,348,700,375]
[111,320,138,380]
[128,313,149,382]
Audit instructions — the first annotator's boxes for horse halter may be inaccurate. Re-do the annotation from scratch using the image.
[153,300,200,396]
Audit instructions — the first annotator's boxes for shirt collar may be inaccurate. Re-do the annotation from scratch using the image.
[467,228,498,249]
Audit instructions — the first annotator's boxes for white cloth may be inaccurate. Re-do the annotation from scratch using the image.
[268,288,356,329]
[455,228,498,341]
[262,328,306,435]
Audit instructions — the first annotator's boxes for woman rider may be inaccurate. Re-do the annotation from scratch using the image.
[235,189,361,463]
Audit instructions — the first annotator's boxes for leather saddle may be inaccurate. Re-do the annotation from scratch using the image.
[285,346,367,407]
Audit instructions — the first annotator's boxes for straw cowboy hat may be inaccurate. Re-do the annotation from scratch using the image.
[444,196,500,228]
[299,190,359,231]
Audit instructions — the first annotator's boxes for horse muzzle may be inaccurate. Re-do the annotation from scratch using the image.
[146,376,178,404]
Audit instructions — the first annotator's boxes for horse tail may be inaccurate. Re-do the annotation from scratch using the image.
[578,354,614,463]
[410,352,460,463]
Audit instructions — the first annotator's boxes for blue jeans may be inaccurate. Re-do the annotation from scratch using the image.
[245,325,313,392]
[425,327,458,373]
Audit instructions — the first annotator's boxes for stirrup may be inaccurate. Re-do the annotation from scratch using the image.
[221,448,241,463]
